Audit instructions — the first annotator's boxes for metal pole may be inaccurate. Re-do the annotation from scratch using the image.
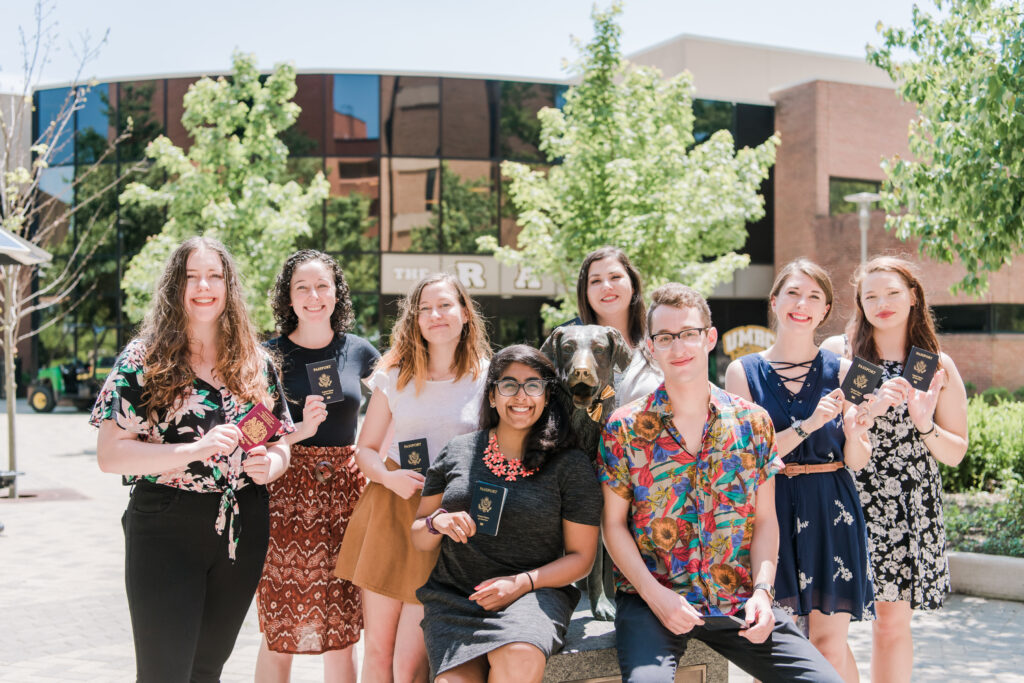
[859,203,869,264]
[843,192,881,264]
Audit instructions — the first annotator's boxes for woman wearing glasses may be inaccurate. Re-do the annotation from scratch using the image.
[335,273,490,683]
[411,345,602,683]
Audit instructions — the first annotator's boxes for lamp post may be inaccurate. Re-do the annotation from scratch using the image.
[843,191,881,264]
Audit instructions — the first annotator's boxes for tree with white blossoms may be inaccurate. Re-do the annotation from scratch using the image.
[480,2,778,327]
[120,51,329,329]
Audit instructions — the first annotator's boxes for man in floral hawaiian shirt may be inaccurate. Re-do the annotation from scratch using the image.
[599,283,842,682]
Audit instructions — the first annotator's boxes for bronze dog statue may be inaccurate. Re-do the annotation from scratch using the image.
[541,325,631,620]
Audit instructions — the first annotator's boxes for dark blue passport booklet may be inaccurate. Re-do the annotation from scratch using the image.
[470,480,508,536]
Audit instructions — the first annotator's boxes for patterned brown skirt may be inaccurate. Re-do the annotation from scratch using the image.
[257,444,366,654]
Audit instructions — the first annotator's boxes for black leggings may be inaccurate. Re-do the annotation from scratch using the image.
[122,481,269,683]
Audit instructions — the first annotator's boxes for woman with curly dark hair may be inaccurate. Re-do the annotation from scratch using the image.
[256,250,380,683]
[411,345,602,683]
[92,236,294,682]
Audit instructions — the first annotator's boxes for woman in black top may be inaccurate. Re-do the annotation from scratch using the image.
[411,345,602,683]
[256,250,379,682]
[93,236,293,683]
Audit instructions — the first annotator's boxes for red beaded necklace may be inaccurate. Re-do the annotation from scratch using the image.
[483,431,538,482]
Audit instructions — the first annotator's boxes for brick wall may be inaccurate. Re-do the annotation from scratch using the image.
[774,79,1024,391]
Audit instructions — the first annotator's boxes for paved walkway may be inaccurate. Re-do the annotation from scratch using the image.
[1,402,1021,682]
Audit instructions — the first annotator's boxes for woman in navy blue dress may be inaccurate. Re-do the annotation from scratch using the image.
[726,259,875,683]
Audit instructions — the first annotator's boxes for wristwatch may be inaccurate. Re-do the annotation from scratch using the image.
[792,420,810,440]
[753,583,776,600]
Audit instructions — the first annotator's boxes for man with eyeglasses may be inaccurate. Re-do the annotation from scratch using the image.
[597,283,843,682]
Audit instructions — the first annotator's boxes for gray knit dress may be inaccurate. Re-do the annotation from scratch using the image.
[416,430,603,675]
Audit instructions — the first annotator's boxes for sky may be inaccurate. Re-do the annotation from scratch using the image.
[0,0,931,89]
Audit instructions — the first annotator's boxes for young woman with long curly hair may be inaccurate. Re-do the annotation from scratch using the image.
[823,256,968,683]
[255,250,380,683]
[335,272,491,683]
[92,236,294,682]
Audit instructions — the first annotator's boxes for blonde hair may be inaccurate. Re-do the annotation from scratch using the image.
[378,273,491,393]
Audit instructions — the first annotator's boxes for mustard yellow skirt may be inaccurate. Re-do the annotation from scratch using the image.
[335,459,440,604]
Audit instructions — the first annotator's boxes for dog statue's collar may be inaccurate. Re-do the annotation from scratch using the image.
[587,385,617,422]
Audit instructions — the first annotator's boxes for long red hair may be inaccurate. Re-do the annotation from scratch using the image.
[846,256,940,363]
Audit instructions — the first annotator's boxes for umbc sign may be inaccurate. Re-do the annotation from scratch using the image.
[721,325,776,361]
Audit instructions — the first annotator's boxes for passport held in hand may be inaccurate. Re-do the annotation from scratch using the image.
[902,346,939,391]
[471,480,508,536]
[237,403,282,453]
[840,356,884,404]
[306,359,343,404]
[398,438,428,475]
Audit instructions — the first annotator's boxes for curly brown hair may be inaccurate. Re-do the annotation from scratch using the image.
[846,256,940,364]
[138,236,272,421]
[270,250,354,337]
[378,273,490,394]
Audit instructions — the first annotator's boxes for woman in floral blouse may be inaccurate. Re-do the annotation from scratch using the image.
[92,236,294,683]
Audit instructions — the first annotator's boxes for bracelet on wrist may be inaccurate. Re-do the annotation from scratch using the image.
[425,508,448,535]
[522,572,535,592]
[915,421,936,438]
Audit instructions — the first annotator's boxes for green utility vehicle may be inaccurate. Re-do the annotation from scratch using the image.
[27,355,115,412]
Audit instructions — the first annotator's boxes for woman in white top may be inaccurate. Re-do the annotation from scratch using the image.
[335,272,491,683]
[573,246,661,405]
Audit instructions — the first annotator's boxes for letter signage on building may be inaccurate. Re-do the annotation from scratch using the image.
[721,325,776,361]
[381,254,557,297]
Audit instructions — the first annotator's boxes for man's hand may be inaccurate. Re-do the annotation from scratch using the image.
[642,583,705,635]
[739,590,775,644]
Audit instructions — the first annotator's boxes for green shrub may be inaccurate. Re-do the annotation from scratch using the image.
[979,386,1013,406]
[1014,386,1024,403]
[940,396,1024,492]
[944,484,1024,558]
[963,380,977,397]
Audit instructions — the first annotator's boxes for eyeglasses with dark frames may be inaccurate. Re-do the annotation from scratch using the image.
[494,378,547,397]
[649,327,709,350]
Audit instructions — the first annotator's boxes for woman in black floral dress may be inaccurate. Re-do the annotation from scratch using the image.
[823,256,968,683]
[92,237,294,683]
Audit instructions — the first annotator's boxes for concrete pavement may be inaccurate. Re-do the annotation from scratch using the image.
[1,401,1022,682]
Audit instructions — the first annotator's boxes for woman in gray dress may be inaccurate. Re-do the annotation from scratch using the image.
[411,345,603,683]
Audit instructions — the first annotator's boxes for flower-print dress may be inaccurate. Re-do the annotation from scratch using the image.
[89,338,295,558]
[740,349,874,619]
[855,360,949,609]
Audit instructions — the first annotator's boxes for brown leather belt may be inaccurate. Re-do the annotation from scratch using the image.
[781,462,845,477]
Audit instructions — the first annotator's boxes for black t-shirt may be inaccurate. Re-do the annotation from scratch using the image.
[265,333,380,447]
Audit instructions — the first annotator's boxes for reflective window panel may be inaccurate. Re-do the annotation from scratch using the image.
[116,80,165,162]
[499,82,561,162]
[381,157,441,252]
[35,87,75,165]
[381,76,439,157]
[442,78,498,159]
[331,74,380,156]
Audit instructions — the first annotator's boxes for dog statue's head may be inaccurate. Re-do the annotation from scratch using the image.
[540,325,632,413]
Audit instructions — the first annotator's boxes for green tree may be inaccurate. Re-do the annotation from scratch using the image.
[120,52,329,329]
[411,162,497,253]
[480,2,778,326]
[868,0,1024,294]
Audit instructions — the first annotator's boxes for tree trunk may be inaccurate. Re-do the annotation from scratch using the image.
[4,267,17,498]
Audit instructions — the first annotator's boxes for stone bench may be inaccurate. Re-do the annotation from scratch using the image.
[544,600,730,682]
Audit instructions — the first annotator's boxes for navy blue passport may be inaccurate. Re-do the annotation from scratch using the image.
[471,480,508,536]
[902,346,939,391]
[398,438,428,475]
[840,356,884,404]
